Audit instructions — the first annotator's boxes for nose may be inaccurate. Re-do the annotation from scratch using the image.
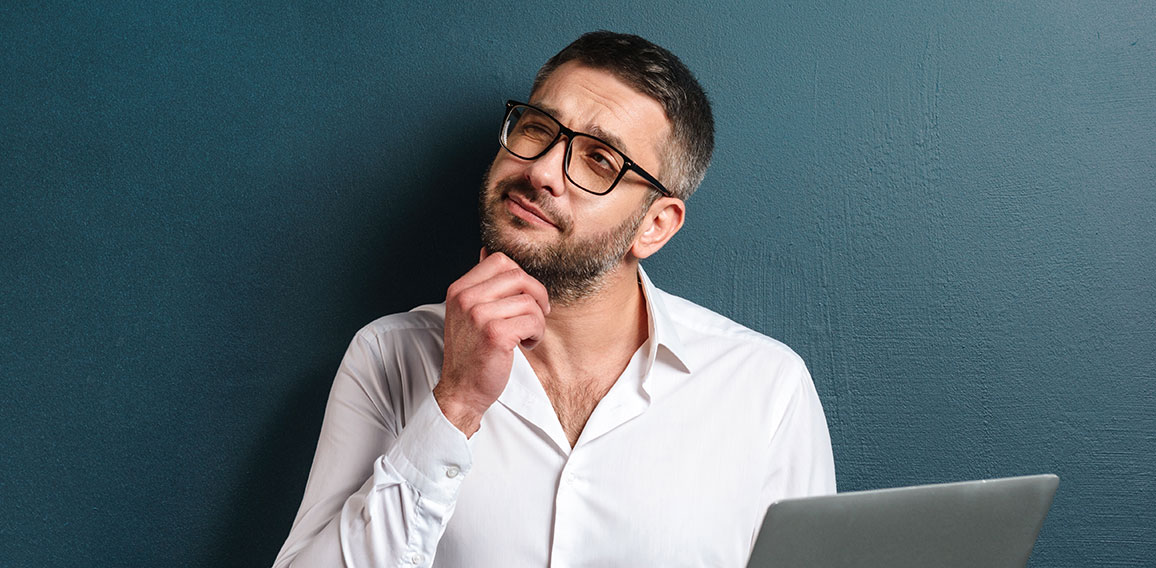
[523,136,569,197]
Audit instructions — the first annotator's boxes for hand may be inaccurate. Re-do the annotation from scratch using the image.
[434,249,550,437]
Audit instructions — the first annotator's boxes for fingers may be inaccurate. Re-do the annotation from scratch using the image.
[450,255,550,316]
[480,312,546,351]
[451,250,521,292]
[468,291,545,324]
[464,269,550,316]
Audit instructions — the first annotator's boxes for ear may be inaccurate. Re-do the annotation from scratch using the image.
[631,197,685,260]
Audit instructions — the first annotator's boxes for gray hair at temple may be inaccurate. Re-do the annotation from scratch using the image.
[531,31,715,201]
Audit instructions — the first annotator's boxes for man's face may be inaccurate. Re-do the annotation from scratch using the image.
[479,62,672,304]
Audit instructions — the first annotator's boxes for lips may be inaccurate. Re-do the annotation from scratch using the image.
[505,194,558,229]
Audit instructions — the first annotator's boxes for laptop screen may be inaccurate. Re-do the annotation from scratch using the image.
[747,474,1059,568]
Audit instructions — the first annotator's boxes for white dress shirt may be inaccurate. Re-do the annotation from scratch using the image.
[274,267,836,567]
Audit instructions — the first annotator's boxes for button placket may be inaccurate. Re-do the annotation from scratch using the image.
[552,453,590,564]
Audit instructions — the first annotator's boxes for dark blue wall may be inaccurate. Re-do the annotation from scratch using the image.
[3,2,1153,566]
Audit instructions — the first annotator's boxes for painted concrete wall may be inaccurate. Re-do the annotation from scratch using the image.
[2,2,1152,566]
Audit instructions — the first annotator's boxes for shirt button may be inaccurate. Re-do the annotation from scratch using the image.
[445,466,460,479]
[410,552,425,564]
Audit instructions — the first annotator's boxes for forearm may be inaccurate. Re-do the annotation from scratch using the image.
[276,394,473,568]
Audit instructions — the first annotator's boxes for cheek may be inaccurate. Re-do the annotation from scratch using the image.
[489,153,525,181]
[575,197,644,232]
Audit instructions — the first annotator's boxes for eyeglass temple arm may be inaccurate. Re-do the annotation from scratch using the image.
[627,162,673,197]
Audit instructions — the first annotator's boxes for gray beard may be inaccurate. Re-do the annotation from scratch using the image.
[478,173,651,305]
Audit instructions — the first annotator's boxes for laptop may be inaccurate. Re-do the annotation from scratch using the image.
[747,474,1059,568]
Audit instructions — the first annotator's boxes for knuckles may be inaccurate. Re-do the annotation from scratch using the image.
[481,319,508,348]
[488,252,513,267]
[454,287,478,313]
[466,302,490,327]
[446,278,466,300]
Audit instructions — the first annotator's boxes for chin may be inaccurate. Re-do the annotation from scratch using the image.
[485,225,552,263]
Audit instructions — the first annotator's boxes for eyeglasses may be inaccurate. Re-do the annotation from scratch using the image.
[499,100,671,197]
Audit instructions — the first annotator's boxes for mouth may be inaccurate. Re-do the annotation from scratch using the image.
[504,194,558,229]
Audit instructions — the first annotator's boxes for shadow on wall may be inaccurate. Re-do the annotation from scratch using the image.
[207,111,495,567]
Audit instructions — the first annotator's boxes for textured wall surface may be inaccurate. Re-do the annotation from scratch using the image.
[2,2,1153,566]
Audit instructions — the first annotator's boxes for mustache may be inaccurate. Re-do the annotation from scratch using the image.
[494,178,571,231]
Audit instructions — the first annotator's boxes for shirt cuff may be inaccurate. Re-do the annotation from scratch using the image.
[382,391,474,505]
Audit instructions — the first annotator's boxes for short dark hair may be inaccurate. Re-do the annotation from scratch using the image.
[531,31,714,201]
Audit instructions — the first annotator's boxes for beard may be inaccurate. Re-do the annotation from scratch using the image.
[478,170,653,305]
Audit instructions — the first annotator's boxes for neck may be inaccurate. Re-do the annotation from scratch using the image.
[520,260,649,378]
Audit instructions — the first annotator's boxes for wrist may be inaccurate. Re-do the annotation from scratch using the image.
[433,383,489,438]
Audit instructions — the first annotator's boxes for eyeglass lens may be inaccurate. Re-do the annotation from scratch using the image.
[502,105,626,194]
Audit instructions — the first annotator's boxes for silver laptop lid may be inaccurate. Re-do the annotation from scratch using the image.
[747,474,1059,568]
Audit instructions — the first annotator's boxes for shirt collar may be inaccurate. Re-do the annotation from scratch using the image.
[638,265,693,375]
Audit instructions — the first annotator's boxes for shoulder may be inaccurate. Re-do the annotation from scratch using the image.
[356,303,446,337]
[657,288,807,376]
[339,303,447,386]
[348,303,446,351]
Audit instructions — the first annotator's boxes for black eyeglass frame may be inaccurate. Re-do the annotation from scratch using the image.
[499,100,672,197]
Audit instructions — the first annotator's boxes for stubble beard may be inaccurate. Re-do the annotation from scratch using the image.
[478,170,652,306]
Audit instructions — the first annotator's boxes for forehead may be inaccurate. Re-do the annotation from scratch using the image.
[529,62,670,169]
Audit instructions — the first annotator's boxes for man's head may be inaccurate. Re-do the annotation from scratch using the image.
[479,31,713,304]
[531,31,714,202]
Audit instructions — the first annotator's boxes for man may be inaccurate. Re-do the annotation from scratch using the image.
[275,31,835,567]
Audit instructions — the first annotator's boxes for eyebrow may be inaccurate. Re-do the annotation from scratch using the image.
[530,101,633,157]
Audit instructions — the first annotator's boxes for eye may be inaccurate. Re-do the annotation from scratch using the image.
[516,119,554,140]
[582,148,620,177]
